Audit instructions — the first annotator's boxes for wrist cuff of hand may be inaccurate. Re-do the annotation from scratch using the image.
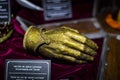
[23,26,48,52]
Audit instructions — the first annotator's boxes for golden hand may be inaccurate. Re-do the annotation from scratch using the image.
[23,26,98,64]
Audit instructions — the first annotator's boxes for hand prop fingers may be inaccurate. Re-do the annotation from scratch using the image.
[39,46,87,64]
[45,43,94,61]
[60,47,94,61]
[65,31,98,50]
[63,39,97,56]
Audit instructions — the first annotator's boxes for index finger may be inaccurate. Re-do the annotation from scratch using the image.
[65,31,98,50]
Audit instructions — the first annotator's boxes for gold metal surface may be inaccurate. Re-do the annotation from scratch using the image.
[23,26,98,64]
[23,26,49,52]
[0,23,13,43]
[0,29,13,43]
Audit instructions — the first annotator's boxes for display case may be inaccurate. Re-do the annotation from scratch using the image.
[0,0,110,80]
[96,0,120,80]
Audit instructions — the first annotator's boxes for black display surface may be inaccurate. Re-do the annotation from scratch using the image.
[0,0,11,25]
[5,60,51,80]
